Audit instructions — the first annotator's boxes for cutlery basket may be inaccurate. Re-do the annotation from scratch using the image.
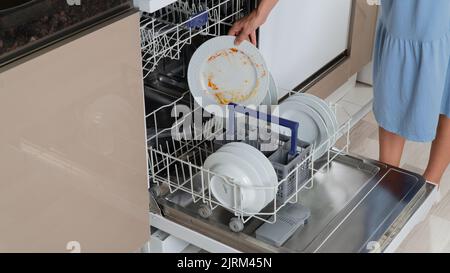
[269,139,312,204]
[226,104,312,205]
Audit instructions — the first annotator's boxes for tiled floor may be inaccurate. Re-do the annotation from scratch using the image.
[335,84,450,253]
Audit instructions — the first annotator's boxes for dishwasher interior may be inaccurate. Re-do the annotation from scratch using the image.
[141,0,434,253]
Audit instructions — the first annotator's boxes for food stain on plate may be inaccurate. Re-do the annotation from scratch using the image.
[207,79,261,105]
[211,87,260,105]
[208,50,229,62]
[208,48,240,62]
[261,69,267,78]
[204,48,262,105]
[208,76,219,91]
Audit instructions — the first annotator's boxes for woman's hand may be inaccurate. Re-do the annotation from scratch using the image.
[228,10,266,46]
[228,0,278,45]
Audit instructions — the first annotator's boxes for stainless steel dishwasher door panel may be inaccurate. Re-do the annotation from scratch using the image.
[293,166,424,253]
[283,156,381,252]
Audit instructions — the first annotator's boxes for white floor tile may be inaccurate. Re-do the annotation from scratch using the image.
[341,83,374,107]
[336,101,361,124]
[363,111,378,126]
[440,170,450,197]
[431,192,450,221]
[398,215,450,253]
[401,142,432,171]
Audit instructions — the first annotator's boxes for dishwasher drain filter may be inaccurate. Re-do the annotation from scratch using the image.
[255,203,311,247]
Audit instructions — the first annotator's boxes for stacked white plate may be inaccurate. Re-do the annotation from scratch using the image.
[203,142,278,214]
[261,73,279,106]
[277,94,338,159]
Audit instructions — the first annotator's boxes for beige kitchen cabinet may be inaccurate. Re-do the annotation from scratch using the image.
[305,0,379,98]
[0,11,149,252]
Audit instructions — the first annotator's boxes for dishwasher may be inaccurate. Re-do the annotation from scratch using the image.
[139,0,438,253]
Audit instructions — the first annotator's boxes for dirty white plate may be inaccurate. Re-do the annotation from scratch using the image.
[188,36,270,117]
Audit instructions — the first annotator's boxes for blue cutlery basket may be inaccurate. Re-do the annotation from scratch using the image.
[186,11,209,29]
[268,138,312,204]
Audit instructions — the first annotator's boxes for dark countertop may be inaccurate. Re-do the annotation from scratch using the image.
[0,0,132,66]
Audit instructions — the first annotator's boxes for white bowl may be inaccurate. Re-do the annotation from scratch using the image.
[204,151,268,214]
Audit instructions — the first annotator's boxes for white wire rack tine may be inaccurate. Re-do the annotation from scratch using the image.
[147,151,152,176]
[273,186,277,214]
[149,148,158,186]
[174,162,181,186]
[159,143,165,171]
[171,137,177,157]
[166,153,174,193]
[181,158,187,183]
[306,158,315,190]
[154,114,159,147]
[187,158,197,203]
[216,5,220,36]
[209,140,215,155]
[165,140,171,157]
[200,167,205,203]
[295,164,299,203]
[346,120,351,153]
[207,171,213,208]
[192,150,198,168]
[232,181,238,217]
[327,140,331,172]
[173,102,178,126]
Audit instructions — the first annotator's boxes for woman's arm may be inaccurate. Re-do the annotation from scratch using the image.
[228,0,278,45]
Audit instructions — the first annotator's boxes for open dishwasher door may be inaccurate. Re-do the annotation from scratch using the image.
[145,86,437,254]
[140,0,438,253]
[150,150,437,253]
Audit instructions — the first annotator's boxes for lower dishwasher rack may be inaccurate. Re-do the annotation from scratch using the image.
[147,89,353,234]
[146,89,432,252]
[154,153,431,253]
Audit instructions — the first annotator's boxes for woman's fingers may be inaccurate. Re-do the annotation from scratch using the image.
[250,31,257,46]
[228,22,243,36]
[235,26,254,45]
[229,10,262,45]
[235,32,248,45]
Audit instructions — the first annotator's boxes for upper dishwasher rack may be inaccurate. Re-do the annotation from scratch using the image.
[140,0,244,78]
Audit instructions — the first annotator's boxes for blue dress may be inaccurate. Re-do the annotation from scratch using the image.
[373,0,450,142]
